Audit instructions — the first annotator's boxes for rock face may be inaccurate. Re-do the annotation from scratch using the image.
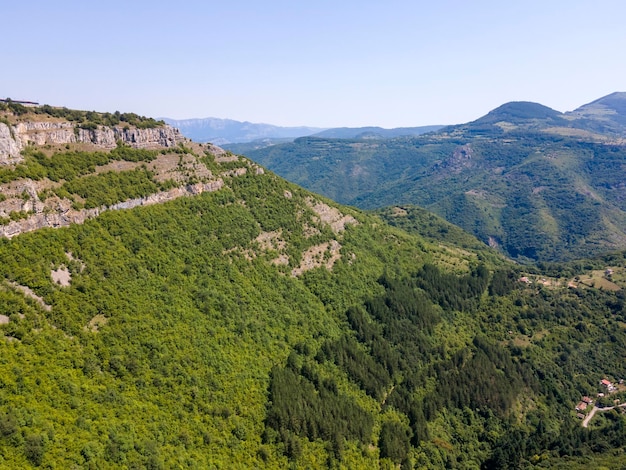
[0,123,22,164]
[0,120,182,164]
[0,180,225,239]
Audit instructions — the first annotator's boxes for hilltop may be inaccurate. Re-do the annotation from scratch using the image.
[243,92,626,262]
[566,92,626,134]
[1,103,626,468]
[445,92,626,140]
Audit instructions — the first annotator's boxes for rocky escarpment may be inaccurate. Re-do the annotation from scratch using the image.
[0,108,359,278]
[0,123,22,165]
[0,120,182,164]
[0,180,225,239]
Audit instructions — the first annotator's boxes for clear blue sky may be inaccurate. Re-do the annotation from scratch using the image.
[3,0,625,127]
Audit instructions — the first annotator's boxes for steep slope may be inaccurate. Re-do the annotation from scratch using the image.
[566,91,626,134]
[1,104,626,468]
[244,93,626,262]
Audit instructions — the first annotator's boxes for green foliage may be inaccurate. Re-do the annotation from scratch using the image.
[317,336,392,400]
[59,168,161,208]
[379,419,412,464]
[0,175,417,467]
[244,129,626,263]
[265,361,373,459]
[265,247,626,467]
[2,103,165,129]
[375,204,489,252]
[24,434,45,466]
[413,263,489,312]
[1,139,626,467]
[0,144,159,185]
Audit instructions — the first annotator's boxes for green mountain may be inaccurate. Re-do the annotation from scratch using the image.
[566,92,626,134]
[164,116,445,149]
[471,101,567,126]
[310,125,445,139]
[243,93,626,262]
[220,127,445,156]
[1,102,626,468]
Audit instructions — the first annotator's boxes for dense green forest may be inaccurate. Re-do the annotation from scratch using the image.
[1,108,626,467]
[0,153,626,467]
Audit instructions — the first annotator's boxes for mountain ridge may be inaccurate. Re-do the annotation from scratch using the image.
[164,117,447,146]
[161,116,326,145]
[242,92,626,262]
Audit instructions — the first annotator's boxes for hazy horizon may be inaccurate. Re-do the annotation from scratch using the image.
[3,0,625,128]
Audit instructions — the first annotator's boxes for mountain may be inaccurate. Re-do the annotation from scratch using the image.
[566,92,626,134]
[446,93,626,140]
[221,137,296,155]
[311,125,445,139]
[161,117,325,145]
[219,126,446,154]
[467,101,567,127]
[164,117,445,148]
[2,101,626,468]
[243,92,626,262]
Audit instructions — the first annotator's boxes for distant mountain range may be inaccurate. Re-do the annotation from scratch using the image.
[162,117,444,147]
[241,92,626,262]
[160,117,325,145]
[310,125,445,139]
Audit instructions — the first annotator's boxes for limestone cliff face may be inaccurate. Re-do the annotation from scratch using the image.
[0,120,182,164]
[0,123,22,164]
[0,180,225,238]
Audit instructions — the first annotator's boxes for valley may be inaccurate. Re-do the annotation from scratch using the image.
[241,93,626,263]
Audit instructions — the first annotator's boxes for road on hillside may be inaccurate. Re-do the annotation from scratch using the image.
[582,403,626,427]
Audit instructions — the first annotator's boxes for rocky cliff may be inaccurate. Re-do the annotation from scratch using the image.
[0,120,182,164]
[0,180,225,238]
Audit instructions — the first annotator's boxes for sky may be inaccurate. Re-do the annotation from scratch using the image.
[3,0,626,128]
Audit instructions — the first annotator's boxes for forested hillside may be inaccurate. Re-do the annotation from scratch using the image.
[1,106,626,468]
[243,93,626,263]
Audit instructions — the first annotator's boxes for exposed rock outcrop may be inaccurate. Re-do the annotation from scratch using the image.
[0,120,183,164]
[305,198,358,233]
[291,240,342,277]
[0,123,22,164]
[0,180,224,239]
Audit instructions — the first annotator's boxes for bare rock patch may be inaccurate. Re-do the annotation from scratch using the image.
[51,266,71,287]
[306,198,358,233]
[291,240,342,277]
